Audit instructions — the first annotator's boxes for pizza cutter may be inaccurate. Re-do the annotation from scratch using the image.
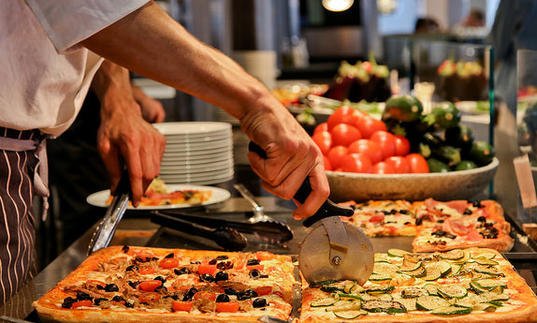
[249,142,374,285]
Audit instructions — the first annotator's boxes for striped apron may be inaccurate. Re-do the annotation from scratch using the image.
[0,127,48,304]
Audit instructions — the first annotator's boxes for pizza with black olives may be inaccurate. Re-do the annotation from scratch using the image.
[33,246,295,322]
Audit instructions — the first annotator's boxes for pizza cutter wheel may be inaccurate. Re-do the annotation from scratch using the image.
[249,142,374,285]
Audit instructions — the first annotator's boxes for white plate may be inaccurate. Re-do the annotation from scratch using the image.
[163,145,232,155]
[160,160,233,173]
[164,140,232,152]
[163,175,234,185]
[159,169,234,181]
[86,185,231,210]
[153,122,231,135]
[161,154,232,165]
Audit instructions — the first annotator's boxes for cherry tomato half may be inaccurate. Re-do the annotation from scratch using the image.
[370,131,396,159]
[172,301,193,312]
[371,161,396,174]
[159,258,179,269]
[138,280,162,292]
[312,131,332,154]
[394,135,410,156]
[347,139,383,164]
[385,156,411,174]
[405,153,430,173]
[356,116,387,139]
[216,302,240,313]
[327,146,348,170]
[341,153,372,173]
[330,124,362,147]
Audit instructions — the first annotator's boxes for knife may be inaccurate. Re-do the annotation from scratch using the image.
[249,142,374,284]
[87,169,131,255]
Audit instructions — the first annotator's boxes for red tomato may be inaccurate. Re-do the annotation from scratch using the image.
[372,162,396,174]
[138,280,162,292]
[341,153,372,173]
[139,293,161,303]
[385,156,410,174]
[347,139,383,164]
[72,300,92,308]
[138,266,155,275]
[172,301,193,312]
[368,213,385,223]
[313,123,328,135]
[198,264,217,276]
[312,131,332,154]
[255,251,273,261]
[256,286,272,296]
[405,154,430,173]
[356,116,387,139]
[323,156,332,171]
[370,131,396,159]
[159,258,179,269]
[362,61,373,73]
[327,146,348,169]
[327,106,361,130]
[330,124,362,147]
[216,302,240,313]
[246,264,264,271]
[394,135,410,156]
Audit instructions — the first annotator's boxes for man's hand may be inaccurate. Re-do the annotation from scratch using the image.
[93,61,166,206]
[131,84,166,123]
[241,96,330,219]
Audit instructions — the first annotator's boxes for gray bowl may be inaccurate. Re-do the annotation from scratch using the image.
[326,158,499,202]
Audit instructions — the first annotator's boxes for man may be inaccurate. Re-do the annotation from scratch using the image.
[0,0,329,303]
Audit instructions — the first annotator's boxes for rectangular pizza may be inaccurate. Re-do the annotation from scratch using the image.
[343,199,514,253]
[33,246,296,322]
[300,247,537,322]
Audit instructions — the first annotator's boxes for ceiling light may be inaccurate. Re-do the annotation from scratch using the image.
[322,0,354,12]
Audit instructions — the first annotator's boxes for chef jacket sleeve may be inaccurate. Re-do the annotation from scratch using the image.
[25,0,150,53]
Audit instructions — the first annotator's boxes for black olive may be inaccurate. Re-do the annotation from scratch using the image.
[104,284,119,292]
[164,253,175,259]
[154,276,166,283]
[125,302,134,308]
[225,288,238,295]
[253,298,267,308]
[199,273,215,282]
[400,209,409,215]
[76,292,92,301]
[96,284,105,290]
[477,216,486,222]
[217,261,234,270]
[445,233,456,239]
[174,267,191,276]
[491,227,499,234]
[403,221,410,225]
[432,230,446,237]
[246,259,260,266]
[350,204,356,210]
[112,296,126,303]
[249,269,260,279]
[190,261,201,264]
[473,201,483,208]
[484,222,494,228]
[215,271,229,282]
[237,289,258,300]
[62,297,76,308]
[208,259,217,265]
[416,217,423,226]
[125,265,138,272]
[128,281,139,289]
[151,257,159,261]
[171,294,179,300]
[216,294,230,303]
[93,298,108,306]
[122,245,130,253]
[216,255,229,260]
[260,274,269,278]
[135,256,147,263]
[464,209,472,215]
[437,219,444,223]
[183,287,198,301]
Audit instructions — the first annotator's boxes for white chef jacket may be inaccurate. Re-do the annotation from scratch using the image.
[0,0,149,137]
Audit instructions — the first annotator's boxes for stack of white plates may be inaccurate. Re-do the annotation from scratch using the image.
[153,122,234,185]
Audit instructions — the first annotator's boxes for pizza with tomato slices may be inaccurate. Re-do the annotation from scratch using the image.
[33,246,295,322]
[343,199,513,253]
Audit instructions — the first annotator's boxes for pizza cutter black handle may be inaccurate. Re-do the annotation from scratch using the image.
[248,142,354,227]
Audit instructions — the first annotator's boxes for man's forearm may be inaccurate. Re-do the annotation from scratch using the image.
[82,2,268,121]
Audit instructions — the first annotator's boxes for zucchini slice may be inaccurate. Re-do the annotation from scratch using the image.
[337,293,363,301]
[438,285,468,299]
[369,274,392,282]
[473,279,507,290]
[401,287,427,298]
[473,257,499,266]
[423,262,451,281]
[343,281,357,294]
[363,286,395,296]
[469,281,489,294]
[456,294,481,308]
[333,310,367,319]
[474,265,502,276]
[399,262,422,272]
[387,248,410,258]
[361,300,407,314]
[396,297,417,311]
[423,283,439,296]
[473,252,496,260]
[373,262,399,275]
[378,294,394,302]
[311,297,337,307]
[416,295,450,311]
[432,305,472,315]
[325,300,361,312]
[479,292,510,302]
[439,249,465,261]
[407,265,426,278]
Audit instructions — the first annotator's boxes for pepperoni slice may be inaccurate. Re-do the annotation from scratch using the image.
[444,200,468,214]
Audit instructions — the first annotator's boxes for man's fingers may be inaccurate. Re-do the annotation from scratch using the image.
[293,163,330,219]
[247,151,267,180]
[97,138,122,193]
[119,143,144,207]
[260,157,315,201]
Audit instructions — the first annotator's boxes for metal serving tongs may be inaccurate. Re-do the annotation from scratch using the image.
[87,169,131,255]
[233,184,294,242]
[249,142,374,285]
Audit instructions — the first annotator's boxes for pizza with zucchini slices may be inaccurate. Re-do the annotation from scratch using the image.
[300,248,537,322]
[343,199,513,252]
[33,246,295,322]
